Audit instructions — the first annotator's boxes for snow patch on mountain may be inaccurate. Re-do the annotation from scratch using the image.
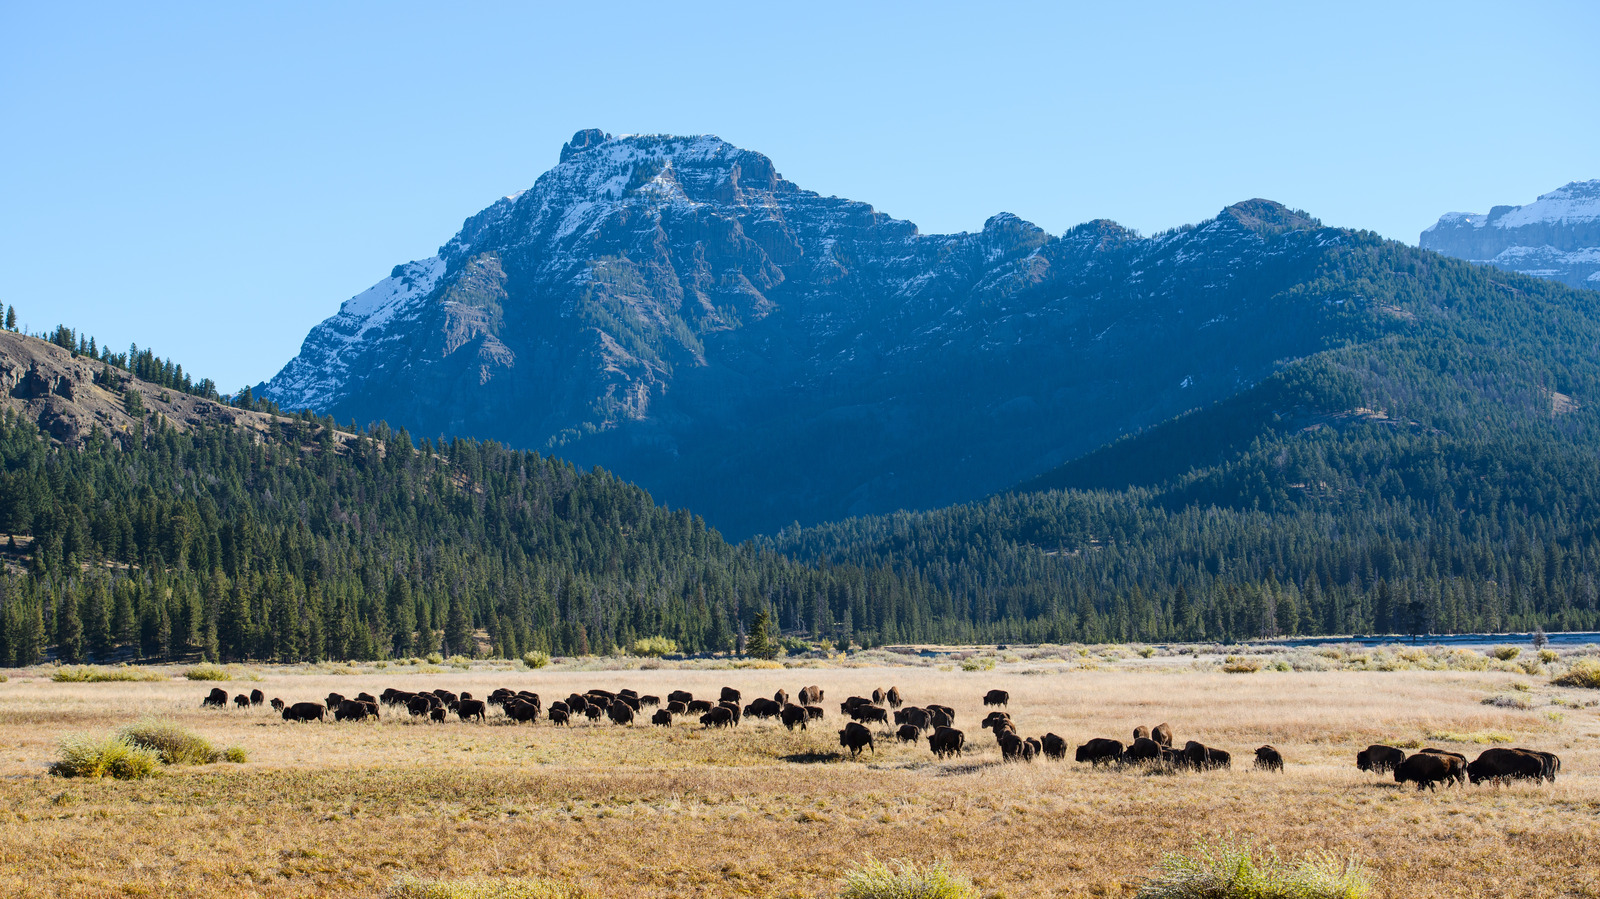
[1422,180,1600,290]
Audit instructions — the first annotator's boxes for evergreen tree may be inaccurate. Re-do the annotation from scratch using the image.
[54,591,84,664]
[746,608,776,660]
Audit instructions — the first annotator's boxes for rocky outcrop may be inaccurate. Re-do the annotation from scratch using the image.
[1421,181,1600,289]
[261,130,1360,537]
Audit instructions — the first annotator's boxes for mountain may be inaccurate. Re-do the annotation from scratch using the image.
[263,130,1376,538]
[1420,180,1600,289]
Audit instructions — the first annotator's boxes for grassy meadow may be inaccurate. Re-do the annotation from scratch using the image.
[0,644,1596,898]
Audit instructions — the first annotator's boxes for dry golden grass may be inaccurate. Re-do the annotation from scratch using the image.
[0,655,1596,898]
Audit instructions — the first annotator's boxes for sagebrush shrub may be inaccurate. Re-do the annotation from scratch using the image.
[387,875,588,899]
[839,859,978,899]
[49,735,160,780]
[1553,658,1600,689]
[1136,838,1370,899]
[118,718,218,765]
[183,664,230,682]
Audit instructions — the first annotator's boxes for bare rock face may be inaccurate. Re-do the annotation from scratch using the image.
[1421,181,1600,290]
[261,130,1354,537]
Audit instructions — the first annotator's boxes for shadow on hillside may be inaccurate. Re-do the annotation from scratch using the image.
[781,751,845,764]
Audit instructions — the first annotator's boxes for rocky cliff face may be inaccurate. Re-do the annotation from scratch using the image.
[262,130,1374,537]
[1421,181,1600,289]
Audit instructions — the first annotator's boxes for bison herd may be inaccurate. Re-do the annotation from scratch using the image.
[199,683,1565,790]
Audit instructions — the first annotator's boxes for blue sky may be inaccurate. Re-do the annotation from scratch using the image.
[2,1,1595,390]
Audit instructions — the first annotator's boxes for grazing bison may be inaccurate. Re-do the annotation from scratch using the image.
[203,688,228,708]
[1076,738,1124,766]
[1254,745,1284,772]
[356,692,379,706]
[871,688,887,706]
[798,685,823,706]
[982,689,1009,707]
[282,701,325,722]
[1180,741,1214,770]
[1395,752,1453,791]
[608,702,635,726]
[1527,749,1562,782]
[774,689,789,708]
[981,711,1012,729]
[1133,725,1151,742]
[667,690,694,705]
[804,706,825,721]
[584,704,604,721]
[886,686,903,709]
[1468,748,1548,785]
[566,694,589,714]
[459,692,474,701]
[325,692,346,710]
[781,704,809,731]
[841,696,875,714]
[1356,744,1407,775]
[335,699,374,722]
[1025,737,1042,761]
[651,709,672,726]
[429,707,446,722]
[851,705,889,725]
[1041,733,1068,761]
[270,697,285,712]
[1123,737,1163,763]
[928,707,953,729]
[898,707,931,731]
[457,699,487,722]
[407,696,433,717]
[638,695,660,708]
[504,699,540,723]
[999,731,1025,761]
[928,726,965,759]
[613,694,640,712]
[233,694,251,709]
[1151,722,1173,747]
[666,701,688,716]
[719,700,743,725]
[744,698,782,719]
[839,722,875,757]
[700,706,735,728]
[1205,747,1232,769]
[686,699,713,714]
[896,724,921,743]
[1417,749,1466,786]
[549,708,570,726]
[249,689,265,706]
[719,687,741,704]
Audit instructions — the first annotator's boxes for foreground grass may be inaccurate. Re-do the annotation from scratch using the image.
[1136,838,1370,899]
[0,663,1595,897]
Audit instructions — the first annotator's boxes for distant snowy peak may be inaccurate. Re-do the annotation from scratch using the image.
[1421,180,1600,290]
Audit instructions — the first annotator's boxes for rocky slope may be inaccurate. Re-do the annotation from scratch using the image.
[262,130,1390,537]
[1421,180,1600,289]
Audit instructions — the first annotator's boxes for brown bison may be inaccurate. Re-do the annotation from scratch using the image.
[773,689,789,707]
[798,685,823,706]
[1123,737,1163,763]
[504,699,540,723]
[666,701,688,716]
[269,697,285,712]
[584,704,604,721]
[928,726,965,759]
[667,690,694,705]
[744,698,783,719]
[981,711,1012,729]
[407,696,433,717]
[282,701,325,722]
[841,696,875,713]
[781,704,809,731]
[686,699,713,714]
[1395,752,1454,791]
[638,695,660,708]
[1467,747,1548,784]
[429,707,446,723]
[335,699,374,722]
[607,702,635,726]
[982,689,1009,707]
[850,705,889,725]
[651,709,672,726]
[325,692,346,710]
[896,724,921,743]
[886,686,903,708]
[1041,733,1068,761]
[1076,738,1124,766]
[999,731,1025,761]
[898,707,931,731]
[871,688,887,705]
[203,688,228,708]
[1133,725,1151,742]
[233,694,251,709]
[1151,722,1173,747]
[1254,745,1284,772]
[457,699,487,722]
[804,706,825,721]
[1419,748,1467,785]
[718,700,742,725]
[700,706,735,728]
[549,708,570,726]
[719,687,741,704]
[1356,744,1407,775]
[839,722,875,757]
[249,689,264,706]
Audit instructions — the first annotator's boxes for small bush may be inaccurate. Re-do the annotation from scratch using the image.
[1481,693,1533,710]
[387,874,588,899]
[840,859,978,899]
[521,650,550,670]
[52,666,165,683]
[1426,730,1513,744]
[1553,658,1600,689]
[959,657,995,672]
[1491,645,1521,661]
[1222,657,1262,674]
[183,664,231,682]
[222,746,248,763]
[48,735,160,780]
[1538,649,1559,663]
[425,652,444,665]
[118,718,217,765]
[630,636,679,657]
[1135,837,1371,899]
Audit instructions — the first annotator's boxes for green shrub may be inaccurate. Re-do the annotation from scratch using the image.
[222,746,248,763]
[1491,645,1521,661]
[48,735,160,780]
[52,666,165,683]
[386,875,588,899]
[839,859,978,899]
[1538,649,1559,664]
[630,636,679,657]
[118,718,217,765]
[1135,838,1371,899]
[183,664,231,682]
[425,652,444,665]
[959,657,995,672]
[1553,658,1600,689]
[1426,729,1513,744]
[521,650,550,670]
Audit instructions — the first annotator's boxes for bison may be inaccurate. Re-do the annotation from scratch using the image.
[335,699,374,721]
[429,707,446,722]
[718,700,742,725]
[638,695,660,708]
[1356,744,1407,775]
[325,692,346,710]
[1419,748,1467,786]
[926,704,955,723]
[667,690,694,706]
[798,685,823,706]
[1123,737,1163,763]
[1467,747,1548,785]
[1395,752,1453,791]
[774,689,789,707]
[1076,738,1124,766]
[981,711,1012,729]
[999,731,1025,761]
[719,687,741,704]
[608,703,635,726]
[839,721,875,757]
[1151,722,1173,747]
[457,699,487,722]
[666,701,688,716]
[850,705,889,725]
[700,706,735,728]
[1133,725,1151,742]
[249,689,264,706]
[1041,732,1068,761]
[549,708,570,726]
[504,699,540,723]
[282,701,325,722]
[1254,745,1284,773]
[804,706,825,721]
[651,709,672,726]
[233,694,251,709]
[982,689,1009,707]
[928,726,965,759]
[584,704,604,721]
[781,704,809,731]
[203,688,228,708]
[686,699,713,714]
[896,724,921,743]
[744,698,782,719]
[886,686,903,709]
[270,697,285,712]
[871,688,887,705]
[407,696,433,717]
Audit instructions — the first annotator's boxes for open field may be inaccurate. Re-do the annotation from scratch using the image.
[1,650,1597,898]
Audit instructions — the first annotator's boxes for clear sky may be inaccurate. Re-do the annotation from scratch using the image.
[2,1,1595,391]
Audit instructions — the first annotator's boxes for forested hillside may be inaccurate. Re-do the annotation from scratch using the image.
[767,235,1600,641]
